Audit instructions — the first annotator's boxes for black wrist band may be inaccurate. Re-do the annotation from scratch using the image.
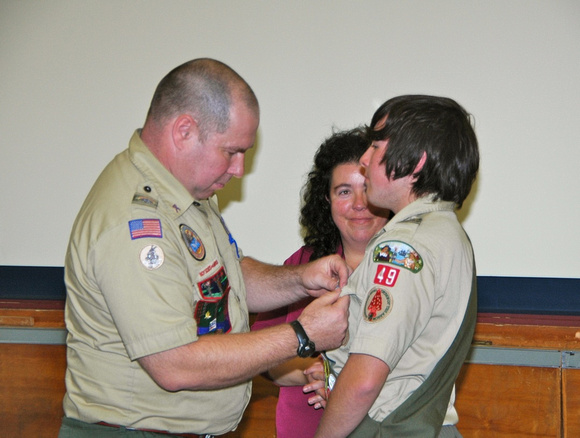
[290,320,316,358]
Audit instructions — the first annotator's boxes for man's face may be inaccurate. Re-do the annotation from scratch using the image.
[182,101,258,200]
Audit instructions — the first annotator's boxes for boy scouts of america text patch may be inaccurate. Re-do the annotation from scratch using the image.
[180,224,206,260]
[364,287,393,323]
[372,240,423,273]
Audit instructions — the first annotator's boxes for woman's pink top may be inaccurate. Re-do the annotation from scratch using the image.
[252,245,343,438]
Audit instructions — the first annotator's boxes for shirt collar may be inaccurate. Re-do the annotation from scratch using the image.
[128,130,196,218]
[387,194,456,228]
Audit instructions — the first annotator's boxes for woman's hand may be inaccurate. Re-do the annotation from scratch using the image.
[303,359,328,409]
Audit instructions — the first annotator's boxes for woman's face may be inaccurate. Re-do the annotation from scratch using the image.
[328,162,390,251]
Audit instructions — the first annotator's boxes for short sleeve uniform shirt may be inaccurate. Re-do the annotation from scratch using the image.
[63,131,250,435]
[327,196,474,423]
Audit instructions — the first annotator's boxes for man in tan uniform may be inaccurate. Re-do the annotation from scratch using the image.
[59,58,349,438]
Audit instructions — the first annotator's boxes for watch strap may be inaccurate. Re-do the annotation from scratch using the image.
[290,320,316,357]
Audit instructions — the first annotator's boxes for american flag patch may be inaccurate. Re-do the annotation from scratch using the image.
[128,219,163,240]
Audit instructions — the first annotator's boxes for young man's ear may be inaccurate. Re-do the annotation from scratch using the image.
[172,114,199,150]
[413,152,427,175]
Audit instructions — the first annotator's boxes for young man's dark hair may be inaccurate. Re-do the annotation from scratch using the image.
[369,95,479,208]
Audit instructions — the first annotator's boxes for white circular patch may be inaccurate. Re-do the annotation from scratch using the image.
[139,244,164,270]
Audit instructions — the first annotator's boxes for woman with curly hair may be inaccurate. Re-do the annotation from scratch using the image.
[252,127,390,438]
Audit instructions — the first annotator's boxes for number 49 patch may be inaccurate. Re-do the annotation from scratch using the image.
[374,264,400,287]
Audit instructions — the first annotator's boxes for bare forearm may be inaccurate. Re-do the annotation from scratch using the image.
[141,291,348,393]
[315,385,374,437]
[315,355,389,437]
[242,257,307,312]
[242,255,349,313]
[140,324,298,391]
[267,356,318,386]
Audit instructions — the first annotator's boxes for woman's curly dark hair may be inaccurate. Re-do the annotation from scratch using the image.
[300,126,370,261]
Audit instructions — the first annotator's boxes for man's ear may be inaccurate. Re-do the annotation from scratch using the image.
[172,114,199,150]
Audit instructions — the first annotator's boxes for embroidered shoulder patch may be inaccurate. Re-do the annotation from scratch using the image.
[180,224,206,261]
[374,264,400,287]
[132,194,158,209]
[194,288,232,335]
[139,244,164,270]
[363,287,393,323]
[197,267,228,300]
[129,219,163,239]
[372,240,423,273]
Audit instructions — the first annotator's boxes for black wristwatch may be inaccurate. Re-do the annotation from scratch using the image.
[290,320,316,358]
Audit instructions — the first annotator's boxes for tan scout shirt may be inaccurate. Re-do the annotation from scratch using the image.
[328,195,474,423]
[63,131,250,435]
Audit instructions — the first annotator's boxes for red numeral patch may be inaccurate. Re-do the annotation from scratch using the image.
[374,265,400,287]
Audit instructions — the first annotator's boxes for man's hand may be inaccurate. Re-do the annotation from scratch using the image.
[302,254,351,297]
[297,290,349,352]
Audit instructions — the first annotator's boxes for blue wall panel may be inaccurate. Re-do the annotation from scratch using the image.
[1,266,579,315]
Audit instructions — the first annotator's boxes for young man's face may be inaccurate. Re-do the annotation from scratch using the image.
[360,116,416,214]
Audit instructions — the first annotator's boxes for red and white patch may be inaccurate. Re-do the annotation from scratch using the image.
[373,264,400,287]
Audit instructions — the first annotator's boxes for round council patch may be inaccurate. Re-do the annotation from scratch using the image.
[363,287,393,323]
[139,244,165,270]
[180,224,206,261]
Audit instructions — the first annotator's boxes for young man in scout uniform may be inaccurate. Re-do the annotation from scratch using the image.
[306,94,480,438]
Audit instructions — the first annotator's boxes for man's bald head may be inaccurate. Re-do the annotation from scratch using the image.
[144,58,259,141]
